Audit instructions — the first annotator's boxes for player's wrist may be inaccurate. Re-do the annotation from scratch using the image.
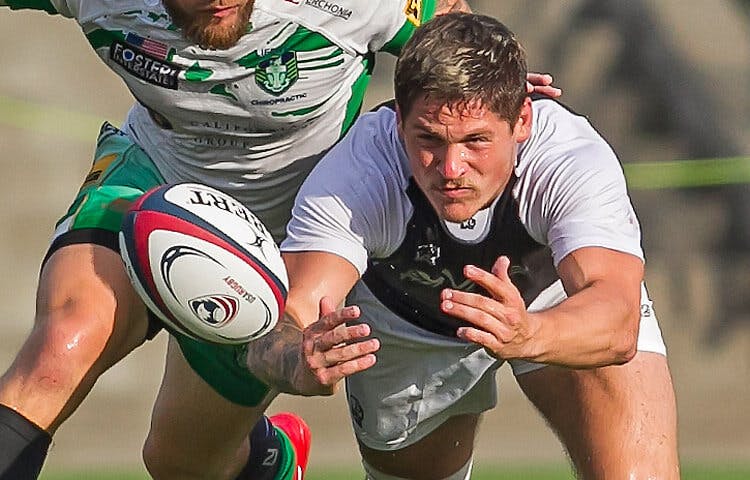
[519,311,554,362]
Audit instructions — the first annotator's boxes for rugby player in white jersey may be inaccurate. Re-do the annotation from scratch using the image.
[277,12,680,480]
[0,0,562,478]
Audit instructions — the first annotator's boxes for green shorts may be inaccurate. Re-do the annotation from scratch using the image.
[54,122,270,407]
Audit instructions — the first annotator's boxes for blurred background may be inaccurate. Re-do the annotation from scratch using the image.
[0,0,748,477]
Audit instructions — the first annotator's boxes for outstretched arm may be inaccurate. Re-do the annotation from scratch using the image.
[244,251,377,395]
[443,247,643,368]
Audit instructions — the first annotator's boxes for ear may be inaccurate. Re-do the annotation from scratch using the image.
[513,96,533,143]
[395,103,405,138]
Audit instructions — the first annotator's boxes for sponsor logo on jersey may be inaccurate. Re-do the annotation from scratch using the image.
[110,39,181,90]
[444,208,492,242]
[415,243,440,266]
[82,153,117,188]
[404,0,423,26]
[255,52,299,96]
[251,93,307,106]
[303,0,352,20]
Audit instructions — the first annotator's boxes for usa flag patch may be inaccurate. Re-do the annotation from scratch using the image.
[125,32,169,60]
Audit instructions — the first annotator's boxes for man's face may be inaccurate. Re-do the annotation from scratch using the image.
[163,0,254,49]
[398,96,532,223]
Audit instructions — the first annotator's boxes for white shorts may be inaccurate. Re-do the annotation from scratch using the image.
[345,280,667,451]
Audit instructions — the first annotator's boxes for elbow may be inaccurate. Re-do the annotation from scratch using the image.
[608,311,640,364]
[611,335,637,364]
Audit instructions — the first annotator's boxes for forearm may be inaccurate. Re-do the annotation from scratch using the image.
[527,280,640,367]
[243,313,323,396]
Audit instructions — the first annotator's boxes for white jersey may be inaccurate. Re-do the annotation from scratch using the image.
[283,98,665,451]
[4,0,437,237]
[282,98,644,271]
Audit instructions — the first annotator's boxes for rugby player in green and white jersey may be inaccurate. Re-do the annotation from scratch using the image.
[0,0,559,478]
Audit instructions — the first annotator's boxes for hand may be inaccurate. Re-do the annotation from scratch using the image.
[526,72,562,98]
[440,256,540,360]
[301,296,379,393]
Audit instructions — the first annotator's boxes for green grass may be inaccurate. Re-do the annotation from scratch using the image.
[41,464,750,479]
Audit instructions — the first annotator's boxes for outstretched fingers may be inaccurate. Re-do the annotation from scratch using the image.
[439,258,530,356]
[441,288,514,341]
[462,258,521,304]
[302,297,379,386]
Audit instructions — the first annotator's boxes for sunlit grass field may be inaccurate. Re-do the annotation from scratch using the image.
[42,464,750,479]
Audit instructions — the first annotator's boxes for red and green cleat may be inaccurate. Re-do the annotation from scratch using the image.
[270,413,311,479]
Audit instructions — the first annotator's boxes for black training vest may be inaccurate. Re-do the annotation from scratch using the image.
[362,177,559,337]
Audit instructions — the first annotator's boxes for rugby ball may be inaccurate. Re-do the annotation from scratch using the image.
[119,183,288,345]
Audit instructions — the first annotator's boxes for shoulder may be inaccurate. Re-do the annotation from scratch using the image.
[256,0,438,53]
[518,98,626,195]
[309,106,407,193]
[41,0,158,22]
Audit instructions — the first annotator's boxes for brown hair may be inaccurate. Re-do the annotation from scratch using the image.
[395,12,528,122]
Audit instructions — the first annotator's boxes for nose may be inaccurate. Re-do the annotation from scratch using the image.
[437,144,467,179]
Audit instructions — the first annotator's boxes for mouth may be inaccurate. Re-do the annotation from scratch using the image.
[209,4,239,17]
[436,185,473,199]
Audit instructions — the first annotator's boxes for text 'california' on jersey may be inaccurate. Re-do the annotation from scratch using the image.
[3,0,438,238]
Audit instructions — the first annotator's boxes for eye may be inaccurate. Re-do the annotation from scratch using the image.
[464,135,491,149]
[466,134,490,144]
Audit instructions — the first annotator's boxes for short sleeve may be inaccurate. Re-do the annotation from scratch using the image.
[282,109,410,275]
[379,0,439,55]
[3,0,69,15]
[516,100,645,267]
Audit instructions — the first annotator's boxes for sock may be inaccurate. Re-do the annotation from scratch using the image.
[235,416,295,480]
[0,405,52,480]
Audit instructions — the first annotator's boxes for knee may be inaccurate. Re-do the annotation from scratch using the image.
[18,304,115,387]
[142,434,176,480]
[33,303,114,364]
[143,432,230,480]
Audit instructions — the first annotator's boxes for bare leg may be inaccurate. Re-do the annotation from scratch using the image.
[516,352,679,480]
[358,414,479,480]
[0,244,150,432]
[143,336,275,480]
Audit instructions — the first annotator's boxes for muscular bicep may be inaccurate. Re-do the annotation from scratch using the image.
[435,0,471,14]
[282,251,361,328]
[557,246,644,300]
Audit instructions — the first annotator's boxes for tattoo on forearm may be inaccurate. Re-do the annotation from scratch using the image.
[244,315,305,394]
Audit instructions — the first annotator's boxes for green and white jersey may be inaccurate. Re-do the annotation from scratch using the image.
[3,0,437,238]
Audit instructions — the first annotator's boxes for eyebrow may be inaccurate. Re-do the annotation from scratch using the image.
[412,123,492,141]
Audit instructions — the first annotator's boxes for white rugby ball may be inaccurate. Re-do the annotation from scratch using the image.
[119,183,288,344]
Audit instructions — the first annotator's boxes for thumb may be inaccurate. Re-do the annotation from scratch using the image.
[319,296,338,317]
[491,256,512,282]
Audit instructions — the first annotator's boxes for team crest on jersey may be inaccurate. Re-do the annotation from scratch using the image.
[415,243,440,266]
[255,52,299,96]
[404,0,423,26]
